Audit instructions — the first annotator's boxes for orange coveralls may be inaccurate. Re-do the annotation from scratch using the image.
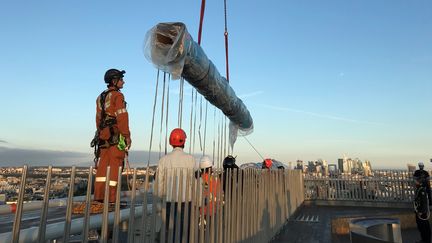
[200,173,221,216]
[94,88,130,202]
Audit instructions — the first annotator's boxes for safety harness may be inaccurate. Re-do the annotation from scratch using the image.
[90,89,119,167]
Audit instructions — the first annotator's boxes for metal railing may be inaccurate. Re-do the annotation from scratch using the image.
[304,170,416,202]
[0,166,304,243]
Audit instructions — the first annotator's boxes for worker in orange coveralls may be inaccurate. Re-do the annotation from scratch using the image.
[92,68,131,204]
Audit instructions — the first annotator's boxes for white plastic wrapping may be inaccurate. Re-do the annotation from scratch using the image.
[144,22,254,148]
[144,22,192,80]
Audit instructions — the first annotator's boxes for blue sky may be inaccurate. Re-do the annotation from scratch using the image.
[1,1,431,169]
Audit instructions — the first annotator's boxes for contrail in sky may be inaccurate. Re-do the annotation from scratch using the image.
[258,104,383,125]
[239,91,264,99]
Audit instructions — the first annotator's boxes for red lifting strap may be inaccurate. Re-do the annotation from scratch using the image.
[197,0,206,45]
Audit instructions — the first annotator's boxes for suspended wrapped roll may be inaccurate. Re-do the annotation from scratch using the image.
[144,22,253,147]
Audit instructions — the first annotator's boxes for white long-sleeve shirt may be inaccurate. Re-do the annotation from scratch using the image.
[156,147,197,202]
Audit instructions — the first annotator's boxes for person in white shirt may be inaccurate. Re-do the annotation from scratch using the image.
[156,128,197,242]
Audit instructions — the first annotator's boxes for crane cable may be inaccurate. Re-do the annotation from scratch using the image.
[224,0,230,82]
[243,136,265,161]
[147,70,160,168]
[159,72,167,159]
[165,74,170,155]
[196,0,207,156]
[223,0,230,159]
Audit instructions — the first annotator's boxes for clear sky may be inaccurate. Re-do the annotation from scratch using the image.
[1,0,431,169]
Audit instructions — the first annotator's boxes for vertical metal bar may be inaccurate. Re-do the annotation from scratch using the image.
[236,170,242,241]
[246,170,250,240]
[214,170,219,243]
[189,168,197,243]
[127,168,137,243]
[150,168,160,243]
[225,169,232,243]
[160,169,168,243]
[204,172,211,243]
[141,166,150,242]
[82,166,93,243]
[101,166,111,243]
[242,170,247,240]
[182,169,191,243]
[232,169,239,242]
[216,170,224,243]
[63,166,76,243]
[113,167,123,243]
[199,171,205,243]
[12,165,28,243]
[38,165,52,243]
[168,169,178,243]
[175,170,183,243]
[194,171,201,243]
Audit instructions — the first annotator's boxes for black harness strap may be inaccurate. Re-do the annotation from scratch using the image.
[91,89,115,165]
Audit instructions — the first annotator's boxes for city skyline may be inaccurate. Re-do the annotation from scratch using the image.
[1,1,431,169]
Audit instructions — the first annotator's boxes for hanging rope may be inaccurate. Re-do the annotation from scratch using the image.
[203,101,208,156]
[164,74,170,155]
[147,70,160,167]
[223,0,230,82]
[243,136,264,161]
[223,117,227,156]
[198,96,203,152]
[189,89,195,154]
[223,0,230,159]
[212,107,216,165]
[193,90,198,154]
[217,112,221,167]
[178,78,184,128]
[158,72,167,159]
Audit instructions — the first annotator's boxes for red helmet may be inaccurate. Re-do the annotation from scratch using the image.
[263,158,273,169]
[169,128,187,147]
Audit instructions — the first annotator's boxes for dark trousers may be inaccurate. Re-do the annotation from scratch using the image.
[416,213,431,243]
[164,202,191,243]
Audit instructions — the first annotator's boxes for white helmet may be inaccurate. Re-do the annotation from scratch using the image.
[419,162,425,168]
[200,155,213,169]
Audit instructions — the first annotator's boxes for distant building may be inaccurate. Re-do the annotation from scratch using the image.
[338,158,344,173]
[328,164,337,177]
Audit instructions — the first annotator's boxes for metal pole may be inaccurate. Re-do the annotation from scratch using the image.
[175,170,183,243]
[113,167,123,243]
[127,169,137,243]
[182,170,191,243]
[37,165,52,243]
[150,168,159,243]
[101,166,111,243]
[82,166,94,243]
[11,165,28,243]
[168,169,178,243]
[141,167,150,242]
[63,166,76,243]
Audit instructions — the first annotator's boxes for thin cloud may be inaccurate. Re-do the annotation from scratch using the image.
[239,91,264,99]
[0,140,7,143]
[258,104,383,125]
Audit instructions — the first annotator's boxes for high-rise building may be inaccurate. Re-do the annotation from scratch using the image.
[338,158,344,173]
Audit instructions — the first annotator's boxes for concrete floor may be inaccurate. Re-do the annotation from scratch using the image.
[271,204,424,243]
